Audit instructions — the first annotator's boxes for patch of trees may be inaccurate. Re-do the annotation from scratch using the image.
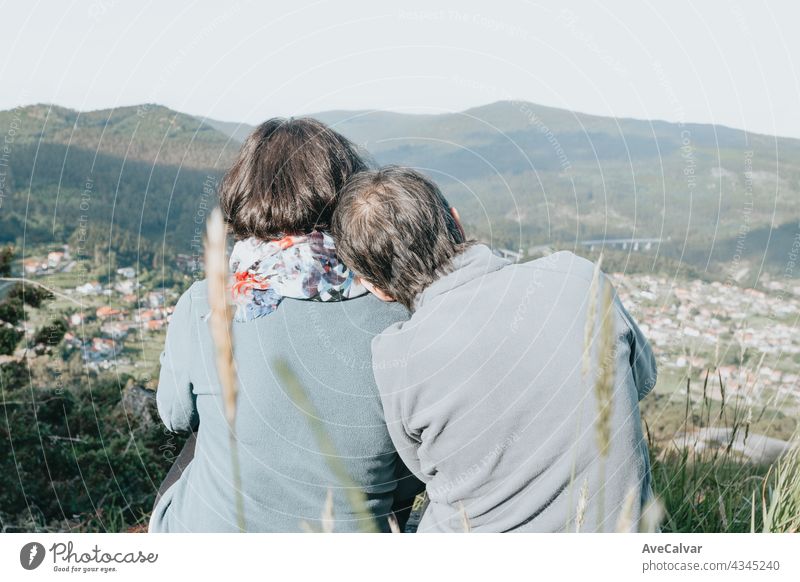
[0,370,180,531]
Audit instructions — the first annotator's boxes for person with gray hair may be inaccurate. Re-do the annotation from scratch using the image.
[332,166,657,532]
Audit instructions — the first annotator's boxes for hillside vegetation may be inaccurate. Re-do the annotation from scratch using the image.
[207,101,800,279]
[3,101,799,280]
[0,104,237,261]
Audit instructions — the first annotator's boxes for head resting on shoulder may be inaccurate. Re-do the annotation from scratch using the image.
[331,166,469,311]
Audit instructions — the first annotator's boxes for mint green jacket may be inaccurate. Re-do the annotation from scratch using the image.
[148,280,421,532]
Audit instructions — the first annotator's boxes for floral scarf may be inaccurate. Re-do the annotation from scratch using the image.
[221,231,365,322]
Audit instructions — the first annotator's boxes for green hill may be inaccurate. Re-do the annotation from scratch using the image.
[209,102,800,277]
[310,103,799,279]
[0,104,238,262]
[2,104,237,168]
[3,101,799,279]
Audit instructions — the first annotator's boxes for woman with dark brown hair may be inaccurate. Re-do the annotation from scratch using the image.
[148,119,422,532]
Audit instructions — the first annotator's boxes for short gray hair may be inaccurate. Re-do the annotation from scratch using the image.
[331,166,470,310]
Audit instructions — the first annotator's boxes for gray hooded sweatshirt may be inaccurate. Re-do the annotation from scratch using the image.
[371,244,656,532]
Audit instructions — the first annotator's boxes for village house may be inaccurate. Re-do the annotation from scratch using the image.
[145,319,166,331]
[22,258,44,275]
[47,251,65,268]
[114,279,137,295]
[100,320,134,340]
[116,267,136,279]
[145,291,165,308]
[82,337,120,364]
[96,305,126,320]
[76,281,103,295]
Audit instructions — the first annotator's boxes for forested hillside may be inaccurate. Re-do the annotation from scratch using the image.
[0,104,237,263]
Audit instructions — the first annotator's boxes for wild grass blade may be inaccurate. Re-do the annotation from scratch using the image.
[458,501,471,533]
[582,253,603,378]
[639,497,664,533]
[615,487,639,532]
[594,279,616,529]
[575,478,589,533]
[758,435,800,533]
[205,208,246,532]
[387,513,401,534]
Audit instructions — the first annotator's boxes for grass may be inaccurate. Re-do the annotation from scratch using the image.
[579,264,800,534]
[652,444,769,532]
[646,371,800,533]
[758,441,800,532]
[204,208,246,532]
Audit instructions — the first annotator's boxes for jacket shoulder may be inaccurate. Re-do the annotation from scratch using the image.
[524,250,597,283]
[185,279,209,313]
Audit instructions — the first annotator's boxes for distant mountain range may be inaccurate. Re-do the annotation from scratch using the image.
[2,101,798,279]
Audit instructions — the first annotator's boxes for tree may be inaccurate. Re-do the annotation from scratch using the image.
[0,360,27,391]
[33,319,67,347]
[0,246,14,277]
[0,327,22,355]
[0,298,24,325]
[9,284,53,308]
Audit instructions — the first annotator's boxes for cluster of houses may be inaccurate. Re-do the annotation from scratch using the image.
[16,248,188,370]
[610,272,800,403]
[16,245,202,369]
[61,266,174,369]
[22,245,76,276]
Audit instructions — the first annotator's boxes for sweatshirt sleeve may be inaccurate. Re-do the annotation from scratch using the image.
[156,284,199,432]
[614,294,658,401]
[371,332,425,482]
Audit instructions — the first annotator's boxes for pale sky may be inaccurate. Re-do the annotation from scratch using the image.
[2,0,800,138]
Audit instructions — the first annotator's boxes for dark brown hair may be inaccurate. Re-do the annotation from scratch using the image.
[331,166,469,310]
[218,117,367,240]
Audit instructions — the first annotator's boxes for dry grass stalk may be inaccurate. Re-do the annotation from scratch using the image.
[593,277,616,530]
[595,281,615,458]
[573,254,605,531]
[206,208,237,426]
[458,501,471,533]
[639,497,665,533]
[321,488,335,533]
[205,207,246,532]
[299,491,335,534]
[575,478,589,532]
[387,513,401,534]
[718,494,729,530]
[614,486,639,532]
[582,253,604,377]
